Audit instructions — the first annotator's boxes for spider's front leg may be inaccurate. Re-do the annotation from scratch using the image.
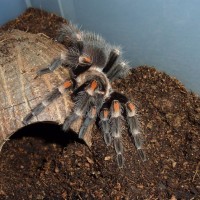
[36,23,86,77]
[62,78,105,140]
[22,79,73,125]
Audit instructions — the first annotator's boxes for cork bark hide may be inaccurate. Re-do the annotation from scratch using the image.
[0,30,93,151]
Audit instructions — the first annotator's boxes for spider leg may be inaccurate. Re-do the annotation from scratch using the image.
[110,100,125,168]
[22,80,73,125]
[125,101,146,161]
[37,23,87,76]
[99,108,111,145]
[78,90,105,139]
[62,79,99,132]
[99,46,130,82]
[103,48,120,74]
[37,57,62,76]
[106,60,130,82]
[78,105,97,139]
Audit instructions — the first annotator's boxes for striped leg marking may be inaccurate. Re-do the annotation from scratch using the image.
[99,108,111,145]
[37,58,62,76]
[62,80,99,132]
[98,93,146,168]
[110,100,124,168]
[79,106,97,139]
[126,101,146,161]
[22,80,73,125]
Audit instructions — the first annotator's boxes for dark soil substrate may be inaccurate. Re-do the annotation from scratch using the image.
[0,8,199,199]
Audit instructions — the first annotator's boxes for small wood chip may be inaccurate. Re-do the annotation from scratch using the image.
[75,150,84,157]
[170,195,177,200]
[86,157,94,164]
[55,166,59,173]
[104,156,111,161]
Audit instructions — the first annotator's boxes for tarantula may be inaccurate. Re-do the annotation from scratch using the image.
[22,22,146,167]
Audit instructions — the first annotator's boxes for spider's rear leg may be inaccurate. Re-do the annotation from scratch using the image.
[22,80,73,125]
[103,48,130,82]
[103,48,120,74]
[106,61,130,82]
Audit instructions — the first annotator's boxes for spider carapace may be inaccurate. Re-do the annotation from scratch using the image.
[23,23,146,167]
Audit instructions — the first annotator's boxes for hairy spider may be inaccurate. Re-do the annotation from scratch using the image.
[23,22,146,167]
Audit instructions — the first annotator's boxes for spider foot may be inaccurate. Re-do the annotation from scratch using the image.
[36,57,62,76]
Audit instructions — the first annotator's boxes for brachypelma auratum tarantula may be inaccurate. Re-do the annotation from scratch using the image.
[23,22,146,167]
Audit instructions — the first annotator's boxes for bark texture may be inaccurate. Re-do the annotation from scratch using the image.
[0,30,92,151]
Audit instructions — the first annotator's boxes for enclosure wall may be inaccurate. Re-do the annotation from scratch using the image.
[1,0,200,94]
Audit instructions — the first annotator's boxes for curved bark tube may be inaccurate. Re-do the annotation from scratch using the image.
[0,30,93,151]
